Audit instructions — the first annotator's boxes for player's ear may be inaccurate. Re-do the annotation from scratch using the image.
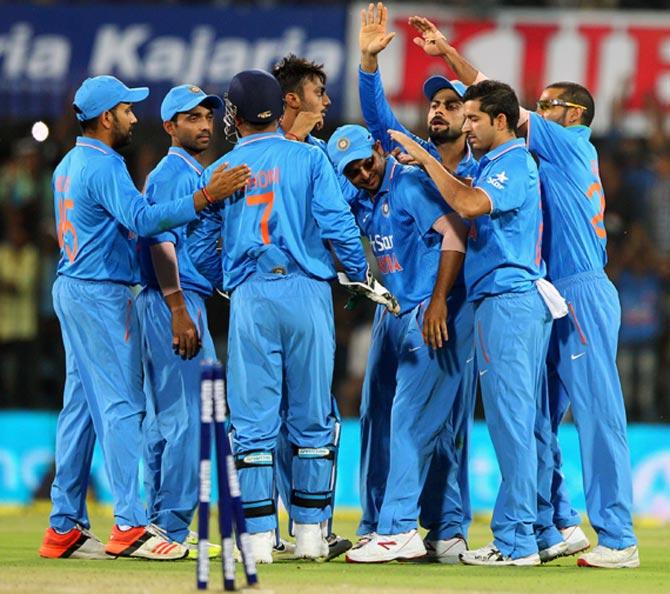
[284,92,301,110]
[163,120,175,136]
[373,139,384,156]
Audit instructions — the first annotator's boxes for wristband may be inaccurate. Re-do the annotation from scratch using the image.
[201,186,215,205]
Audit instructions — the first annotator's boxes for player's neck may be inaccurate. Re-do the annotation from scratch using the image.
[279,110,299,137]
[436,134,468,172]
[82,130,114,149]
[172,142,206,165]
[489,131,517,152]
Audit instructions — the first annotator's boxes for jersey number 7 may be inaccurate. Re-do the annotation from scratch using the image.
[246,191,274,244]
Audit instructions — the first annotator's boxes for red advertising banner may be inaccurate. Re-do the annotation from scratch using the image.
[344,7,670,134]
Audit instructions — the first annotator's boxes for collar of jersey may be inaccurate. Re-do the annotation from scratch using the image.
[371,156,399,200]
[168,147,203,175]
[75,136,121,159]
[237,131,283,147]
[480,137,525,165]
[566,124,592,139]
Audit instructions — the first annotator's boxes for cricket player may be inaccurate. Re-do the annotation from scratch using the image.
[391,80,561,566]
[39,75,249,561]
[326,125,473,563]
[414,17,639,568]
[136,84,224,557]
[355,3,479,558]
[199,69,396,564]
[271,53,353,560]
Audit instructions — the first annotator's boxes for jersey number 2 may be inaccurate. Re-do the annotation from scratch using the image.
[246,191,274,244]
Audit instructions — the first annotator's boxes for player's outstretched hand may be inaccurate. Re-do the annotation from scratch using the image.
[171,305,201,360]
[389,147,420,166]
[388,129,431,166]
[205,162,251,201]
[360,2,396,57]
[337,268,400,316]
[422,298,448,349]
[408,16,452,57]
[286,111,324,140]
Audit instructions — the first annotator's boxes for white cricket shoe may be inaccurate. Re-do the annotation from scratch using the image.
[539,540,568,563]
[460,542,540,566]
[561,525,590,556]
[273,538,297,559]
[345,530,426,563]
[577,544,640,568]
[247,530,274,564]
[424,536,468,564]
[351,533,375,550]
[294,523,329,560]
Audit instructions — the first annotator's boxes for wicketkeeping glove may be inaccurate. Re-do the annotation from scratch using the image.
[337,269,400,316]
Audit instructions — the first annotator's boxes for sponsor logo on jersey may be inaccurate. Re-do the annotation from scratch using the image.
[369,233,394,253]
[486,171,508,190]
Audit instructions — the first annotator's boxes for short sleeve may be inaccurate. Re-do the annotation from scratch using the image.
[527,111,574,164]
[476,157,526,217]
[397,168,453,235]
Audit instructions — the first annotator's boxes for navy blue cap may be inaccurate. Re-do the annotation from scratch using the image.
[73,75,149,121]
[227,69,283,124]
[423,76,467,101]
[327,125,375,175]
[160,84,223,121]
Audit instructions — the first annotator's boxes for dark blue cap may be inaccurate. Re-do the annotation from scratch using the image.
[73,75,149,121]
[423,76,467,101]
[160,84,223,121]
[227,69,283,124]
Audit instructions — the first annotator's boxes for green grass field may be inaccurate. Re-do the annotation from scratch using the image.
[1,505,668,594]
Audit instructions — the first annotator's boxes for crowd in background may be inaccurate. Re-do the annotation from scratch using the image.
[1,90,669,423]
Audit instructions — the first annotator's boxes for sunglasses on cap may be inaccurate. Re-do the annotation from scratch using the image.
[536,98,587,111]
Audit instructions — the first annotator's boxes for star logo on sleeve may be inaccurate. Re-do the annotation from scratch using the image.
[486,171,508,190]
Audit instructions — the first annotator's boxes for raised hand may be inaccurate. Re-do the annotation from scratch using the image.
[387,129,431,166]
[286,111,324,141]
[205,162,251,201]
[408,16,451,57]
[360,2,396,57]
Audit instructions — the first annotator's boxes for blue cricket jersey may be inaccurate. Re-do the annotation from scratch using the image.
[52,137,197,284]
[139,147,213,296]
[200,131,368,291]
[527,112,607,281]
[466,138,546,302]
[358,67,479,179]
[350,157,460,315]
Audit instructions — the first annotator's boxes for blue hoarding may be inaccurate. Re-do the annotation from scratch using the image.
[2,412,670,522]
[0,4,347,119]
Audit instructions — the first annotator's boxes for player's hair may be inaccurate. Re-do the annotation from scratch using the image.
[75,104,122,132]
[546,81,595,127]
[463,80,519,132]
[272,54,327,98]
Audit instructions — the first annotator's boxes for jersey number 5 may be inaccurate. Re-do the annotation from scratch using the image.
[55,176,79,263]
[246,191,274,244]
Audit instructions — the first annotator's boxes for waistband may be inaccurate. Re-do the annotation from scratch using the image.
[551,269,607,290]
[473,285,539,306]
[56,274,134,288]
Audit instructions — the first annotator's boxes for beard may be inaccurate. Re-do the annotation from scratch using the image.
[110,123,133,150]
[428,125,462,146]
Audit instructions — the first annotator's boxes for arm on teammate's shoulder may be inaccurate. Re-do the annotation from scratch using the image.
[310,150,368,281]
[388,129,490,219]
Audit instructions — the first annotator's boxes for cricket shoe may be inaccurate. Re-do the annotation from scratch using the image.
[351,533,375,550]
[577,545,640,568]
[271,538,296,560]
[184,530,222,560]
[539,540,568,563]
[104,524,188,560]
[424,535,468,564]
[561,525,590,556]
[39,525,114,560]
[247,530,274,564]
[345,530,426,563]
[325,533,353,561]
[294,523,329,560]
[460,543,540,566]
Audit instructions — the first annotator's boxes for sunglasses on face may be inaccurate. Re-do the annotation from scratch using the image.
[536,98,587,111]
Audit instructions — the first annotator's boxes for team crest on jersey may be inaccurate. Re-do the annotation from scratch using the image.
[190,86,201,93]
[337,137,350,151]
[382,201,390,217]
